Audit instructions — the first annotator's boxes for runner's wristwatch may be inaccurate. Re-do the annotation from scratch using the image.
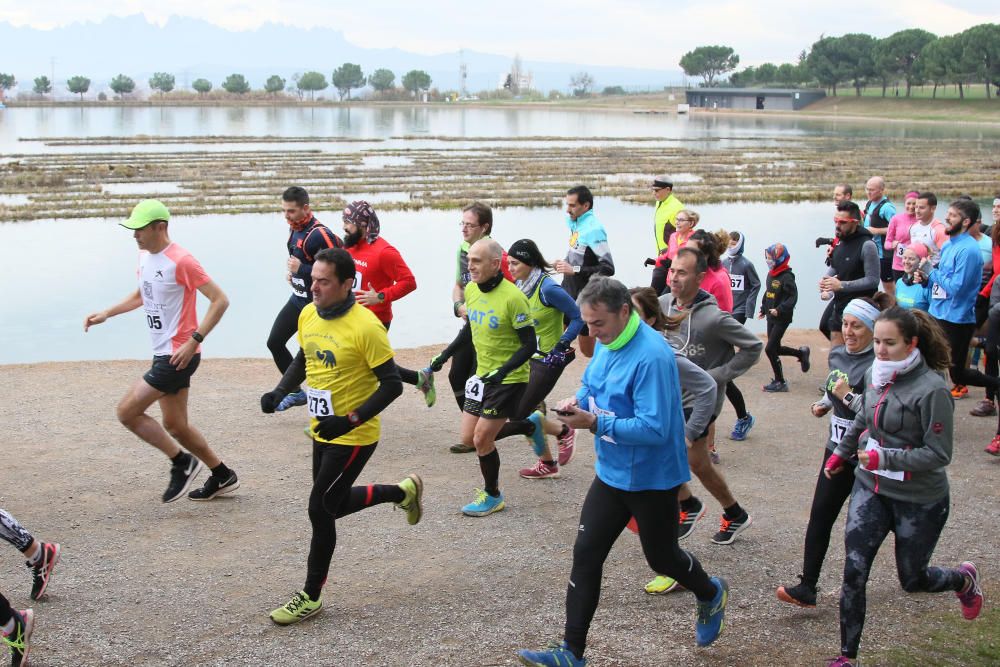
[842,392,857,406]
[191,331,204,343]
[347,411,361,426]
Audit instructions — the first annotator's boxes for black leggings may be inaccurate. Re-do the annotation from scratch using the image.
[800,448,856,588]
[496,358,567,440]
[839,482,964,659]
[726,314,748,419]
[938,318,1000,433]
[765,318,802,382]
[447,338,477,409]
[304,441,403,600]
[564,477,715,659]
[0,591,11,626]
[267,296,308,389]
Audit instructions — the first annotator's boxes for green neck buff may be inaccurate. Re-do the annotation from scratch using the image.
[605,311,641,351]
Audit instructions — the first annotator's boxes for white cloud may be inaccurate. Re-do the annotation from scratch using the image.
[0,0,997,67]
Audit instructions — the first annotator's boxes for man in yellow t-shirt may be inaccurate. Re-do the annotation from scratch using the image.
[429,239,537,517]
[259,247,423,627]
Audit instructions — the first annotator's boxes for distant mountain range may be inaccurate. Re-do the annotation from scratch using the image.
[0,15,684,97]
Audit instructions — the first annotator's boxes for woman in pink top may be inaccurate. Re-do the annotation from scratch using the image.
[686,228,734,313]
[664,209,698,262]
[884,191,919,282]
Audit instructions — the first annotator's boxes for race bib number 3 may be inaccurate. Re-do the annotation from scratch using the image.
[587,397,617,444]
[866,437,905,481]
[306,387,334,418]
[465,376,484,401]
[730,274,745,292]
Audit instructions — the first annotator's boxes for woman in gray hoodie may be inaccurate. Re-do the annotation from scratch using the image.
[823,306,985,666]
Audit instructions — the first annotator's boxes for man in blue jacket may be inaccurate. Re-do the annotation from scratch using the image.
[920,198,1000,448]
[515,277,727,667]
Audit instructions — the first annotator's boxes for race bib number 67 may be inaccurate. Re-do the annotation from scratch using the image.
[730,274,745,292]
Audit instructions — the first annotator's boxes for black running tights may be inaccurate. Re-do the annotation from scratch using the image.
[267,296,307,389]
[0,592,11,626]
[304,441,402,600]
[765,318,801,382]
[447,337,477,409]
[839,482,964,659]
[564,478,715,659]
[800,448,856,588]
[938,318,1000,433]
[496,358,566,439]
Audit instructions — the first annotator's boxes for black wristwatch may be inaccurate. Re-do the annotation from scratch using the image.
[842,392,857,405]
[377,292,386,303]
[191,331,204,343]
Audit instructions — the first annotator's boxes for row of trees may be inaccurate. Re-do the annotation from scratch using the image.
[0,66,435,101]
[681,23,1000,98]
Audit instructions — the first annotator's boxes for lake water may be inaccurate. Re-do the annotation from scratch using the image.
[1,105,995,364]
[2,198,841,364]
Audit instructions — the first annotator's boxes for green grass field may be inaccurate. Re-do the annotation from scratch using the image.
[872,606,1000,666]
[802,95,1000,122]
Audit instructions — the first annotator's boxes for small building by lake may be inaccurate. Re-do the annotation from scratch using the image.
[685,88,826,111]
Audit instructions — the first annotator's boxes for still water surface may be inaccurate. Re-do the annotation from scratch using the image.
[1,198,836,364]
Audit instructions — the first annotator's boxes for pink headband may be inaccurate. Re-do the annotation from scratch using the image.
[905,191,920,200]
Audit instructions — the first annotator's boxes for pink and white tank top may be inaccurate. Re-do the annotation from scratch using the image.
[137,244,210,355]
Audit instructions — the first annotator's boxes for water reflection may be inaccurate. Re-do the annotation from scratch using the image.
[0,198,841,364]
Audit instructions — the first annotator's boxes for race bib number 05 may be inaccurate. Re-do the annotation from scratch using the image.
[465,376,484,401]
[306,387,334,418]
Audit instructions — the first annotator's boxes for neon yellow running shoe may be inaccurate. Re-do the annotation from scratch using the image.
[269,591,323,626]
[416,369,436,408]
[397,474,424,525]
[645,575,681,595]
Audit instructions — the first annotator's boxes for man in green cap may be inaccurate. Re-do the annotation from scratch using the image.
[84,199,239,503]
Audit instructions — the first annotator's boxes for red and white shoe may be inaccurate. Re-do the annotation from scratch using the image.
[986,434,1000,456]
[519,460,560,479]
[557,427,576,466]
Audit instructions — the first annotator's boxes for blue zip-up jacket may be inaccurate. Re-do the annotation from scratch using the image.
[575,321,690,492]
[928,233,983,324]
[562,209,615,299]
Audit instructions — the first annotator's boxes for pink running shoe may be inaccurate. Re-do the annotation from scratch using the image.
[519,460,560,479]
[557,427,576,466]
[956,561,984,620]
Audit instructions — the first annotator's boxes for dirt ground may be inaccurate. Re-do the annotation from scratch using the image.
[1,329,996,666]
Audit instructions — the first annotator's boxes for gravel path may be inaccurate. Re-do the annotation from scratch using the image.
[1,330,995,666]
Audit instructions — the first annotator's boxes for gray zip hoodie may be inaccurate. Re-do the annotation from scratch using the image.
[659,289,764,417]
[833,355,953,504]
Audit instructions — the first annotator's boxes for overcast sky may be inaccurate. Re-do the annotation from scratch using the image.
[1,1,998,67]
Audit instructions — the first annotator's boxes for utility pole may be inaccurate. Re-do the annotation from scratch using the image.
[459,49,467,99]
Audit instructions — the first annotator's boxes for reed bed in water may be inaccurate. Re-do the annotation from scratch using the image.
[1,136,998,221]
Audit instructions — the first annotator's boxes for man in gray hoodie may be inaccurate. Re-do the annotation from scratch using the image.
[659,248,763,546]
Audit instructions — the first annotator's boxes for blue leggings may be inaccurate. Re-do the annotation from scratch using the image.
[839,482,965,659]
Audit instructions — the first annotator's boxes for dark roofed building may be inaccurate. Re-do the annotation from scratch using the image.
[685,88,826,111]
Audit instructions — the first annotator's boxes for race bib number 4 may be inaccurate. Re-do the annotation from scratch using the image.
[830,415,852,444]
[587,397,617,443]
[306,387,334,418]
[730,274,745,292]
[465,376,485,401]
[866,437,905,481]
[931,282,947,300]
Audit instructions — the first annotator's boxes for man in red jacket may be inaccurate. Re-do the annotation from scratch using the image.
[342,200,434,404]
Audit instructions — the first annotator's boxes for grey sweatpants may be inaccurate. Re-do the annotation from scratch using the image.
[839,481,965,658]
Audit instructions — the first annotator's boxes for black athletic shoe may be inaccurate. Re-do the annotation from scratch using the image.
[188,472,240,501]
[799,346,811,373]
[2,608,33,667]
[27,542,60,601]
[711,511,753,545]
[763,379,789,392]
[678,498,707,541]
[777,576,817,608]
[162,455,204,503]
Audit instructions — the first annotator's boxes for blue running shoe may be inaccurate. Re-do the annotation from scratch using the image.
[526,410,548,456]
[696,577,728,647]
[461,489,505,517]
[517,641,586,666]
[728,413,755,441]
[276,390,307,412]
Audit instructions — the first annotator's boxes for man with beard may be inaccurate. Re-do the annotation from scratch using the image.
[341,200,434,404]
[917,199,1000,451]
[267,187,343,412]
[819,201,880,348]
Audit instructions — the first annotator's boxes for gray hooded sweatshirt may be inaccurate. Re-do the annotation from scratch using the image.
[659,289,764,417]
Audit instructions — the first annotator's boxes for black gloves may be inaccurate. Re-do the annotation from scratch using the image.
[260,390,285,414]
[315,415,353,440]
